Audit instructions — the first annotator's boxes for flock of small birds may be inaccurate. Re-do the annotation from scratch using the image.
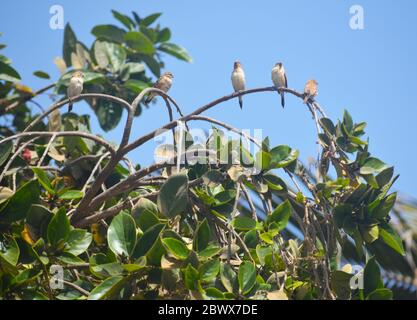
[66,62,318,112]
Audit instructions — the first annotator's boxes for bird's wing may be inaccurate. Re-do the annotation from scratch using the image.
[284,72,288,88]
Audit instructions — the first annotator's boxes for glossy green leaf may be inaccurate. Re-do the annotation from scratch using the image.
[220,263,238,293]
[270,145,299,168]
[91,24,126,43]
[158,43,192,62]
[232,216,256,231]
[132,198,160,231]
[111,10,135,29]
[0,236,20,266]
[157,173,189,218]
[58,190,84,200]
[63,23,77,66]
[238,262,256,294]
[193,218,210,252]
[266,200,292,231]
[363,256,384,297]
[162,237,190,260]
[107,212,137,257]
[88,276,125,300]
[132,223,165,259]
[33,71,50,79]
[378,222,405,256]
[95,99,123,132]
[199,259,220,283]
[0,180,40,223]
[366,288,393,300]
[31,167,55,195]
[65,229,92,256]
[0,60,21,82]
[47,208,70,248]
[360,158,389,175]
[140,13,162,26]
[124,31,155,54]
[184,264,199,291]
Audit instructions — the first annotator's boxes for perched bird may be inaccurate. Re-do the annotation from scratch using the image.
[303,79,318,104]
[271,62,287,108]
[231,61,246,109]
[145,72,174,104]
[67,71,84,112]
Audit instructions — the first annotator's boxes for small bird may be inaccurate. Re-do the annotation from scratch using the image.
[231,61,246,109]
[67,71,84,112]
[145,72,174,104]
[271,62,287,108]
[303,79,318,104]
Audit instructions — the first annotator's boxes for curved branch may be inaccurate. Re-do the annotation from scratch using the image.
[0,131,116,156]
[123,86,304,155]
[23,93,131,134]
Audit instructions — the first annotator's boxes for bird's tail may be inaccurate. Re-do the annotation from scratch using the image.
[280,91,285,108]
[68,102,73,113]
[238,96,243,109]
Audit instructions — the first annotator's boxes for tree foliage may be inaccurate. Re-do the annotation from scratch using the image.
[0,10,416,300]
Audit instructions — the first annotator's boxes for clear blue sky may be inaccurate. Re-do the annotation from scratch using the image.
[1,0,417,197]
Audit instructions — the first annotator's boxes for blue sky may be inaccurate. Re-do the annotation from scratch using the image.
[1,0,417,197]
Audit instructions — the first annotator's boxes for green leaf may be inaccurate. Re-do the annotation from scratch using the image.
[57,252,86,265]
[132,223,165,259]
[370,193,396,219]
[63,23,77,66]
[91,24,126,43]
[93,40,126,73]
[95,99,123,132]
[363,256,384,297]
[141,55,161,77]
[33,71,50,79]
[255,150,271,171]
[319,118,336,135]
[0,180,40,223]
[366,288,393,300]
[231,216,256,231]
[111,10,135,29]
[184,264,200,291]
[343,110,354,132]
[199,259,220,283]
[266,200,292,231]
[360,158,389,175]
[59,190,84,200]
[65,229,92,256]
[361,225,379,244]
[193,218,210,252]
[157,173,189,218]
[124,79,149,94]
[238,262,256,294]
[31,167,55,195]
[158,43,192,62]
[132,198,160,232]
[157,28,171,43]
[124,31,155,54]
[88,276,125,300]
[378,222,405,256]
[140,13,162,26]
[270,145,299,168]
[0,140,12,167]
[0,60,21,82]
[220,263,238,293]
[162,237,190,260]
[47,208,71,248]
[107,212,137,257]
[0,237,20,266]
[199,244,222,259]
